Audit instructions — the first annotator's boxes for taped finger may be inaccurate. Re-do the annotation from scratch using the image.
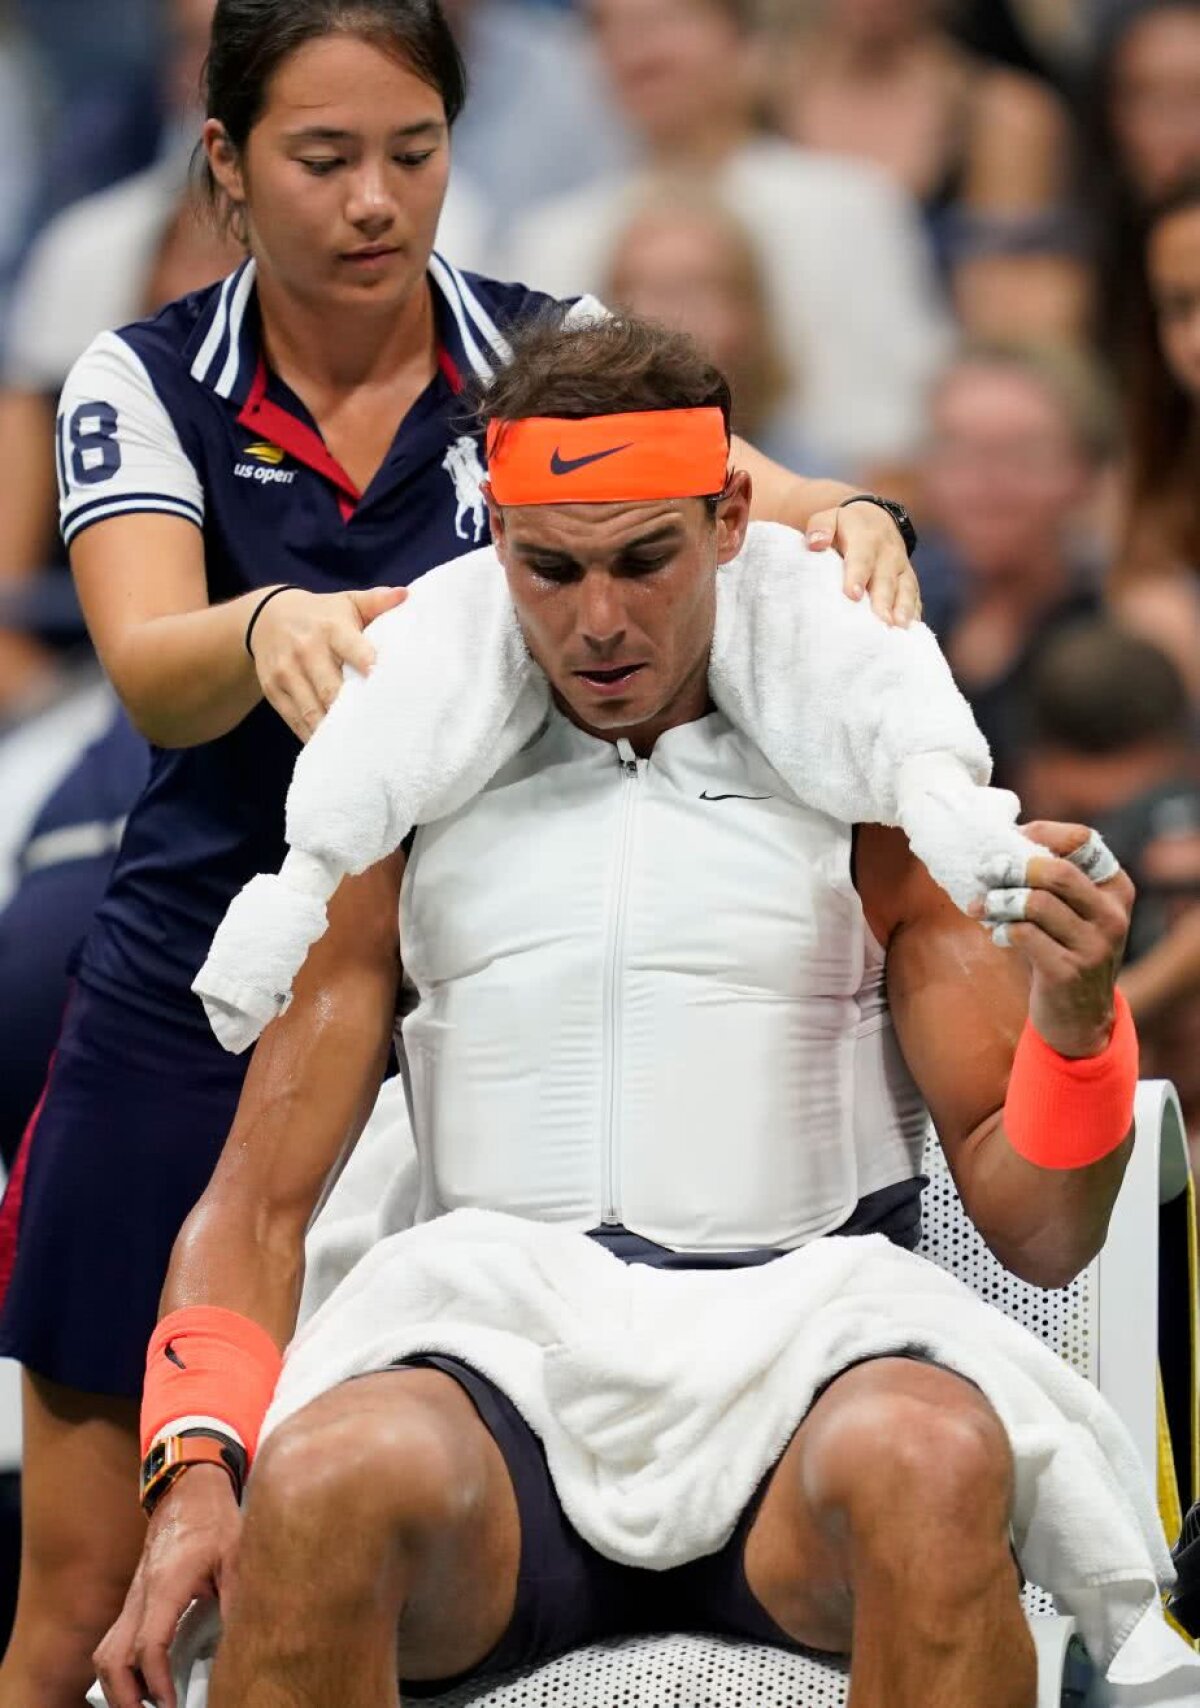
[987,922,1014,949]
[985,887,1031,923]
[981,853,1029,890]
[1066,830,1121,884]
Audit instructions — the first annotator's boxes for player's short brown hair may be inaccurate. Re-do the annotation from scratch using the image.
[476,310,734,440]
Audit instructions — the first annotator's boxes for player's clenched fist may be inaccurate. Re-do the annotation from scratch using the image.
[978,821,1135,1060]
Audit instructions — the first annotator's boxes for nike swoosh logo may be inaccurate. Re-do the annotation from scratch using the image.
[550,443,633,476]
[165,1343,187,1370]
[699,790,774,802]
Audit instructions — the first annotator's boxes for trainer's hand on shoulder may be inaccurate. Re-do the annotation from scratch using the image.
[805,500,920,628]
[250,584,409,743]
[95,1465,241,1708]
[979,820,1136,1058]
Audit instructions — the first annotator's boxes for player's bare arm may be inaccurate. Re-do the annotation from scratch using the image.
[166,847,405,1343]
[94,851,404,1708]
[858,822,1135,1289]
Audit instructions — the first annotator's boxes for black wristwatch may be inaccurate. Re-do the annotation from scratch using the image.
[838,493,918,558]
[140,1427,248,1516]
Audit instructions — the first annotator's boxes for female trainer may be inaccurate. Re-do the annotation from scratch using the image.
[0,2,920,1702]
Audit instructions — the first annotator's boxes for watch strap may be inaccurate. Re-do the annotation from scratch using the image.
[140,1428,247,1516]
[837,492,918,556]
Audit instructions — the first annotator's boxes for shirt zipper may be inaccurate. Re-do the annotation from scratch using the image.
[601,737,641,1224]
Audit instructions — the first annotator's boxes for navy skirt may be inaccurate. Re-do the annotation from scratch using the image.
[0,980,247,1397]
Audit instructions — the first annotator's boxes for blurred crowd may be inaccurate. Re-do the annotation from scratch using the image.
[0,0,1198,1166]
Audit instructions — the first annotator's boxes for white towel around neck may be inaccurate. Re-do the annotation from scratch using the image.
[194,524,1047,1052]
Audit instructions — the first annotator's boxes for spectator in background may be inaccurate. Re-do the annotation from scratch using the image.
[764,0,1089,340]
[1085,2,1200,362]
[604,178,818,470]
[916,341,1117,787]
[0,0,240,725]
[1110,174,1200,700]
[0,6,44,326]
[955,0,1084,84]
[12,0,163,233]
[0,710,148,1173]
[442,0,630,244]
[500,0,950,477]
[1020,621,1200,1162]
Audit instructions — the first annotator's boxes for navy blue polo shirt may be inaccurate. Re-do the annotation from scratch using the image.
[55,255,596,1026]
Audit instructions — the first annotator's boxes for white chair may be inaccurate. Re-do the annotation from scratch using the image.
[430,1081,1191,1708]
[0,1154,22,1476]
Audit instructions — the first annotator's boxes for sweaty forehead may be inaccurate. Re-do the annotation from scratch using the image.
[504,498,699,561]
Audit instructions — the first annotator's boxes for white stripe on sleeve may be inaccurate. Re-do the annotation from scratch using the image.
[58,332,205,545]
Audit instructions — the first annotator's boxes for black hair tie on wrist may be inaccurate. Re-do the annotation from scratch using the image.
[245,585,303,659]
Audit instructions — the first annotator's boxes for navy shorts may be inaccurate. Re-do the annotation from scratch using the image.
[397,1354,811,1697]
[0,980,248,1397]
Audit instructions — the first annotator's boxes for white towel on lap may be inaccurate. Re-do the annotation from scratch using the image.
[287,1216,1193,1694]
[87,1139,1200,1708]
[269,1217,1166,1608]
[112,1211,1195,1707]
[194,524,1041,1053]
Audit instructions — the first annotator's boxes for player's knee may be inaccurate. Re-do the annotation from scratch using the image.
[248,1382,489,1553]
[807,1370,1013,1536]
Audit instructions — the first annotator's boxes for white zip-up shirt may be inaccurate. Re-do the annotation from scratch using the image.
[398,709,928,1252]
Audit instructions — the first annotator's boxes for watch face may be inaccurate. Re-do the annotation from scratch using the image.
[141,1440,168,1484]
[140,1448,181,1514]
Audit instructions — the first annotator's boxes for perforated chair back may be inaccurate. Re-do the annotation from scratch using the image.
[917,1128,1095,1369]
[916,1128,1093,1627]
[922,1077,1176,1493]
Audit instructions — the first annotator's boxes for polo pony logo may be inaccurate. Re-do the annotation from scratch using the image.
[443,436,487,542]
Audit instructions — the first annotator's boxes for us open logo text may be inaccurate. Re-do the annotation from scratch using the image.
[234,442,296,486]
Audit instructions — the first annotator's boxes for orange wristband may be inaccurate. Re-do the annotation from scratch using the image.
[141,1306,284,1462]
[1003,988,1138,1171]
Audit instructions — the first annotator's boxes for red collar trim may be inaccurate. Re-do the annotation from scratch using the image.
[238,356,361,506]
[237,345,463,520]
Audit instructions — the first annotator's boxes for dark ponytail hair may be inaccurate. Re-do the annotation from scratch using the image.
[1115,174,1200,588]
[199,0,466,210]
[1081,1,1200,359]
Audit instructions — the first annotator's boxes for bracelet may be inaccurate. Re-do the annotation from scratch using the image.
[245,584,302,659]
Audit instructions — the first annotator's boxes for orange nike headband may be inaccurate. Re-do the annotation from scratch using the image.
[485,408,730,505]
